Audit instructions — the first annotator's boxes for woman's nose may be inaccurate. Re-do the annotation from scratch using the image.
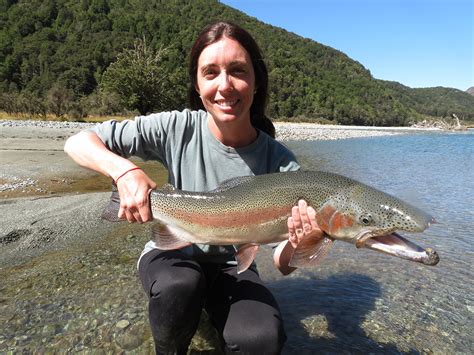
[218,72,233,92]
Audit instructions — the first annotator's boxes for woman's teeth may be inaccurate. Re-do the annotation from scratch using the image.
[216,100,237,107]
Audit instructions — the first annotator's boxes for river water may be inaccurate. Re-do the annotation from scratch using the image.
[264,130,473,353]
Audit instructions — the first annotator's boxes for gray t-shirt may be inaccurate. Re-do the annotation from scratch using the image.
[92,109,300,263]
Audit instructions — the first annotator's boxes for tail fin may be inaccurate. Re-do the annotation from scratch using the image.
[101,184,122,222]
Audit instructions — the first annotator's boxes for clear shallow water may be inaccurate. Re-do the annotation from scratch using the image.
[263,130,473,353]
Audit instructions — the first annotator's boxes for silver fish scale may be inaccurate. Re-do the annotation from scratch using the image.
[148,171,432,241]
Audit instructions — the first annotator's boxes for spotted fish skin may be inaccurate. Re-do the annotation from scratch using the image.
[146,171,433,244]
[102,170,439,271]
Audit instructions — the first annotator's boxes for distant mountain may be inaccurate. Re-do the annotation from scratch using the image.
[382,81,474,120]
[1,0,474,124]
[467,87,474,96]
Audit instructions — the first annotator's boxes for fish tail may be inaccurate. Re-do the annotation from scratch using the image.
[101,184,122,222]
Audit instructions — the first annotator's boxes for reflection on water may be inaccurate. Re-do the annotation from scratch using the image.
[271,131,473,353]
[271,273,385,353]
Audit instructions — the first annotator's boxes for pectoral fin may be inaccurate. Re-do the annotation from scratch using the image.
[288,234,334,268]
[152,224,193,250]
[235,244,260,274]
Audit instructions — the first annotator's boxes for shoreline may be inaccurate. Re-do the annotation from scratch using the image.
[273,121,440,141]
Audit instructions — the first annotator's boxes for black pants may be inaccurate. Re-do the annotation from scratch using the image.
[138,248,286,354]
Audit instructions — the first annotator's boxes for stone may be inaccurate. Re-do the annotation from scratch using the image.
[115,320,130,330]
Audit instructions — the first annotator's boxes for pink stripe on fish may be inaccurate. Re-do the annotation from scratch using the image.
[171,205,292,228]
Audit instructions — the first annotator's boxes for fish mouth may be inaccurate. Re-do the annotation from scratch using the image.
[357,232,439,266]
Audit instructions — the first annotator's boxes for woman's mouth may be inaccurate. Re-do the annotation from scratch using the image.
[215,99,239,109]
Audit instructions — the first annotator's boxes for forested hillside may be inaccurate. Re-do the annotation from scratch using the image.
[1,0,473,125]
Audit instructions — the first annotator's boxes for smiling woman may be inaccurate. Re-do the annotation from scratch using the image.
[63,21,320,354]
[188,21,274,139]
[196,36,257,147]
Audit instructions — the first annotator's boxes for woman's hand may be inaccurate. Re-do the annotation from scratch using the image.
[287,199,320,248]
[116,168,157,223]
[64,131,157,223]
[274,199,323,275]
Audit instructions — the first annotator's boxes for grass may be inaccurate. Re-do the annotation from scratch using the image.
[0,111,130,123]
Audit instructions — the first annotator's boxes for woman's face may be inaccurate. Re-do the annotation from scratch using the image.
[196,36,256,126]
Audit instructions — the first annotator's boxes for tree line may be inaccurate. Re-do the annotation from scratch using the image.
[1,0,473,125]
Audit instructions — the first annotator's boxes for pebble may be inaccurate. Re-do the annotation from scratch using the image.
[115,320,130,330]
[274,122,401,141]
[0,119,95,130]
[0,176,38,192]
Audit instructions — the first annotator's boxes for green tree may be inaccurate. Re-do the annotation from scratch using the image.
[100,37,177,115]
[47,84,74,117]
[1,0,473,123]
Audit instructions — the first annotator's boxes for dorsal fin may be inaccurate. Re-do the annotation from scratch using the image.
[160,183,176,192]
[209,176,254,193]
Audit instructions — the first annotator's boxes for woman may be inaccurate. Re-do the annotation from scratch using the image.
[65,21,321,354]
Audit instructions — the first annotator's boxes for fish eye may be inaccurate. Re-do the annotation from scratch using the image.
[361,215,372,225]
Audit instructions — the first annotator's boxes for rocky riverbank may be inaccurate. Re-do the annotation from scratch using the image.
[274,122,407,140]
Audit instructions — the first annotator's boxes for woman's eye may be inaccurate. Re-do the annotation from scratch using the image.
[232,67,246,75]
[203,71,217,78]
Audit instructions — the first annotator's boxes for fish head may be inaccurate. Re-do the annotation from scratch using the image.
[315,182,439,265]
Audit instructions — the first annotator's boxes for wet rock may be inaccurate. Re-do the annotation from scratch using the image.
[42,323,62,336]
[116,322,147,350]
[115,319,130,330]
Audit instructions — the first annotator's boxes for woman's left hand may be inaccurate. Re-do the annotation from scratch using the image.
[287,199,321,248]
[274,199,323,275]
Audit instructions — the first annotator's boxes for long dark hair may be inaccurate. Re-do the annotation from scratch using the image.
[188,21,275,138]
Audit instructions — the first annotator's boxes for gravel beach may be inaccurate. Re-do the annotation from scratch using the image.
[0,119,422,352]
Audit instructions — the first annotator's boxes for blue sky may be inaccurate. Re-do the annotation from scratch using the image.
[220,0,473,91]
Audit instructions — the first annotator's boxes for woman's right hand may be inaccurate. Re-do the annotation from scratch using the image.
[116,168,157,223]
[64,131,157,223]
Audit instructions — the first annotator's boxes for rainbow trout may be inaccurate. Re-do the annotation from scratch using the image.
[103,171,439,273]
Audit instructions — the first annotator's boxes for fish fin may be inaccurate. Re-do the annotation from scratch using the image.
[288,234,334,268]
[152,224,193,250]
[160,183,176,192]
[235,244,260,274]
[209,176,254,193]
[101,184,123,222]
